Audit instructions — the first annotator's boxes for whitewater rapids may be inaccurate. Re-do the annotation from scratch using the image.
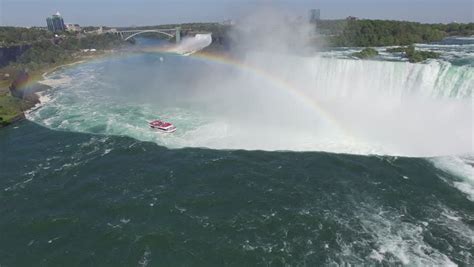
[27,49,472,158]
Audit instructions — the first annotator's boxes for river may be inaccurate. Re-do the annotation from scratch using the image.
[0,36,472,265]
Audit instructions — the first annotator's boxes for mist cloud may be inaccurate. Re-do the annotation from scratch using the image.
[30,7,474,157]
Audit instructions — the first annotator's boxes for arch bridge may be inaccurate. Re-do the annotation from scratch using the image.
[113,27,181,42]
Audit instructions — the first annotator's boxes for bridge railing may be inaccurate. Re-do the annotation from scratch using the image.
[109,27,183,43]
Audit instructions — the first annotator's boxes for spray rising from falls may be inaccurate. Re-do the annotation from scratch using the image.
[28,48,472,157]
[168,34,213,55]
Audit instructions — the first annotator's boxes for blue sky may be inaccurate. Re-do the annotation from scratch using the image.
[0,0,472,27]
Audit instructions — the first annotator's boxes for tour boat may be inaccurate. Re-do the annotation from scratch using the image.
[149,120,176,133]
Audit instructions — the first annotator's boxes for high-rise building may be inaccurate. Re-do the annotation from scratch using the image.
[46,12,65,32]
[309,9,321,23]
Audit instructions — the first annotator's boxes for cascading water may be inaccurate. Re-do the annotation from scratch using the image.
[5,35,474,266]
[27,48,473,157]
[172,34,213,55]
[308,57,471,98]
[243,53,473,156]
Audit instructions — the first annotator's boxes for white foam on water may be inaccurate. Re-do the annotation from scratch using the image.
[24,91,52,116]
[431,156,474,201]
[438,205,474,245]
[138,247,151,267]
[37,92,52,104]
[354,205,458,266]
[26,51,473,157]
[38,73,73,88]
[25,71,73,117]
[3,178,33,192]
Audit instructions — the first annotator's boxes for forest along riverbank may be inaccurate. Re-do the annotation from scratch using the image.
[0,26,133,127]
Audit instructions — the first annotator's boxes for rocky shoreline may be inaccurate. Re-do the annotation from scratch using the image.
[0,54,104,128]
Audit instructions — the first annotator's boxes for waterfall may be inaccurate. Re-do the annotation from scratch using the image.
[311,58,472,99]
[252,54,473,100]
[28,52,473,156]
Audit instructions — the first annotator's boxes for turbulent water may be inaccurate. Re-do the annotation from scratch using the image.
[25,51,473,156]
[1,37,473,266]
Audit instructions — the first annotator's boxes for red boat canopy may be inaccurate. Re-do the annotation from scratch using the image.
[149,120,173,128]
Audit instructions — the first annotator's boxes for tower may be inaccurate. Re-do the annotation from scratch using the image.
[46,12,65,32]
[175,27,181,43]
[309,9,321,23]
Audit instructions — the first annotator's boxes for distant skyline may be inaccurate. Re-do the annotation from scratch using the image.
[0,0,472,27]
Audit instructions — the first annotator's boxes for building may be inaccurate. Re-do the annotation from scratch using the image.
[46,12,65,32]
[346,16,359,21]
[222,19,235,26]
[309,9,321,23]
[66,24,81,32]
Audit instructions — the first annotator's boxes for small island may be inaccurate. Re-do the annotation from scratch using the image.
[386,45,440,63]
[351,47,379,59]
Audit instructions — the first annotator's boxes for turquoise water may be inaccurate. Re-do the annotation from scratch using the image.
[1,122,473,266]
[1,38,473,265]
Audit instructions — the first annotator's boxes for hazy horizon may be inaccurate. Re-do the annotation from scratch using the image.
[0,0,472,27]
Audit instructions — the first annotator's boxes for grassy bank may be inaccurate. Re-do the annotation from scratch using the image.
[0,95,24,126]
[0,51,111,127]
[0,26,130,128]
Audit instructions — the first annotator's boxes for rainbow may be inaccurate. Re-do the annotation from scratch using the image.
[185,50,350,135]
[34,45,350,135]
[140,45,347,133]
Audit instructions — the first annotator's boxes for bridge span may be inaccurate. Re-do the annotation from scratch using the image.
[107,27,182,42]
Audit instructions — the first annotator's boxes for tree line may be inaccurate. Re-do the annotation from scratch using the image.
[317,20,473,47]
[8,33,127,71]
[0,27,53,47]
